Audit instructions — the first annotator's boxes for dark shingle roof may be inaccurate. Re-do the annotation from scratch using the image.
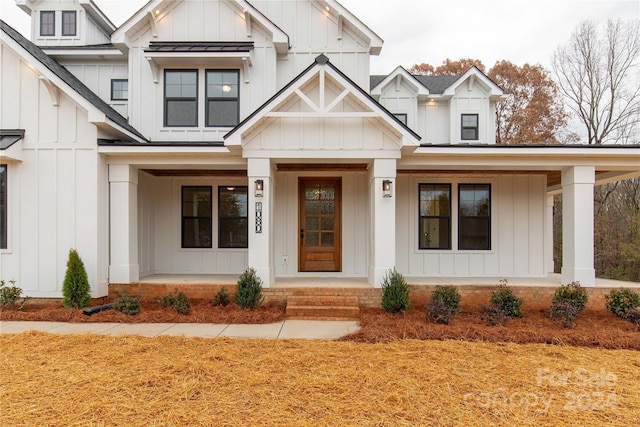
[370,74,460,94]
[0,20,146,142]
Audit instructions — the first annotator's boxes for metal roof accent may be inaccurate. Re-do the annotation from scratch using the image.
[0,129,25,150]
[145,41,254,53]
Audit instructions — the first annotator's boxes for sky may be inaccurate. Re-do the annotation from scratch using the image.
[1,0,638,74]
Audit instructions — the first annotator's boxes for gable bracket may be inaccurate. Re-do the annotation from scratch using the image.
[147,58,159,83]
[337,14,343,40]
[468,74,475,91]
[147,11,158,38]
[244,10,252,38]
[396,74,402,92]
[39,75,59,106]
[242,57,252,83]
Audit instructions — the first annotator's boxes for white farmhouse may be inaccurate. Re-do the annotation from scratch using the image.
[1,0,639,299]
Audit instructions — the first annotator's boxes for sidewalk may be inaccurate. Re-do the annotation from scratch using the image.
[0,320,360,340]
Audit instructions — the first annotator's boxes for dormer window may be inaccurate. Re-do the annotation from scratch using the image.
[61,11,77,37]
[461,114,479,140]
[40,11,55,36]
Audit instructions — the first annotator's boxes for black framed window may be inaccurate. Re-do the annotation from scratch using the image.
[461,114,479,140]
[206,70,239,127]
[458,184,491,250]
[419,184,451,250]
[182,186,212,248]
[394,113,407,125]
[61,11,77,36]
[165,70,198,127]
[0,165,6,249]
[111,79,128,101]
[40,11,55,36]
[219,186,248,248]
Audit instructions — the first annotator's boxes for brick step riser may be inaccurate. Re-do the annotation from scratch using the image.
[286,296,359,307]
[286,306,360,319]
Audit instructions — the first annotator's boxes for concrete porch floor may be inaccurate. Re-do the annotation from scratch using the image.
[136,273,639,288]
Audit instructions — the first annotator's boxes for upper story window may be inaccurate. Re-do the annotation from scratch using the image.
[40,11,55,36]
[164,70,198,127]
[111,79,128,101]
[206,70,239,127]
[461,114,479,140]
[61,11,77,36]
[458,184,491,250]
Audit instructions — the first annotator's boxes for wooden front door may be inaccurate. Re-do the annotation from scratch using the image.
[298,178,342,272]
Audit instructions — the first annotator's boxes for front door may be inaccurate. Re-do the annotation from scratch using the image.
[298,178,342,272]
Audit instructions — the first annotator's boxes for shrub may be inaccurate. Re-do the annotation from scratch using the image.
[605,288,640,318]
[380,268,410,313]
[550,282,588,328]
[426,285,460,324]
[0,279,30,311]
[234,268,264,309]
[113,293,142,316]
[62,249,91,309]
[158,289,191,314]
[623,309,640,331]
[210,287,231,307]
[489,281,523,318]
[480,304,511,326]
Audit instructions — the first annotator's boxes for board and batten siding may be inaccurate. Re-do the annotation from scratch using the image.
[273,171,369,278]
[395,174,546,277]
[0,46,108,297]
[137,173,248,276]
[64,62,129,117]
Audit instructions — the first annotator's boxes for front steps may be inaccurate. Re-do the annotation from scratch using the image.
[285,293,360,320]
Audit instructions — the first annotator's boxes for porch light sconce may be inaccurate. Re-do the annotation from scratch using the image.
[255,179,264,197]
[382,180,392,198]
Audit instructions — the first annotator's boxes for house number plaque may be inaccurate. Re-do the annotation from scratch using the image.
[255,202,262,233]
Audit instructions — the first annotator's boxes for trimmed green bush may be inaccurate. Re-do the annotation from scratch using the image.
[489,281,523,318]
[234,268,264,309]
[62,249,91,309]
[158,289,191,314]
[113,293,142,315]
[550,282,588,328]
[210,287,231,307]
[380,268,410,313]
[0,279,29,311]
[427,285,460,324]
[605,288,640,318]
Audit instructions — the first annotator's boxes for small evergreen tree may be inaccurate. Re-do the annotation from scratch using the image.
[381,268,410,313]
[234,268,264,309]
[62,249,91,308]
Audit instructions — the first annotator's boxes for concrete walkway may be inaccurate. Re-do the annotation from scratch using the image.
[0,320,360,340]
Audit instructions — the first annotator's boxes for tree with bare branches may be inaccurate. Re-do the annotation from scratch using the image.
[552,19,640,145]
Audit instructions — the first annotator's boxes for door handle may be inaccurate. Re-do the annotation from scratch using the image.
[300,229,304,239]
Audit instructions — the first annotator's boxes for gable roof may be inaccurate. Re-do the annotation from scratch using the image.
[371,73,460,95]
[0,20,146,142]
[370,66,430,98]
[225,54,421,144]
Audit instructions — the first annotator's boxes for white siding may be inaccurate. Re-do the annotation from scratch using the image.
[64,62,129,117]
[377,79,418,130]
[396,173,546,277]
[450,80,495,144]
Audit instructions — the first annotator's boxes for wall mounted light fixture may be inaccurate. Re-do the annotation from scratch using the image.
[255,179,264,197]
[382,180,392,198]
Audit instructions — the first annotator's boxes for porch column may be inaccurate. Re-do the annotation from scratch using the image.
[561,166,595,287]
[545,194,555,274]
[108,165,139,283]
[370,158,396,288]
[247,158,274,287]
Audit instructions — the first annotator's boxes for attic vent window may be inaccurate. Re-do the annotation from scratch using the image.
[40,11,55,36]
[62,11,77,37]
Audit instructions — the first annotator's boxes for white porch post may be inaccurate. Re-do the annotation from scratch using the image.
[545,194,555,274]
[561,166,595,287]
[247,158,274,287]
[108,165,139,283]
[370,158,396,288]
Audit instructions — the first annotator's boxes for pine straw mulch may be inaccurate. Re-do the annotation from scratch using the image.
[342,307,640,350]
[1,332,639,426]
[0,300,287,324]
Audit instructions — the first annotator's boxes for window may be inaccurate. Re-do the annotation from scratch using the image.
[461,114,479,140]
[182,186,212,248]
[218,186,248,248]
[165,70,198,127]
[458,184,491,250]
[40,11,55,36]
[61,11,76,36]
[0,165,6,249]
[111,79,128,101]
[393,113,407,125]
[206,70,239,127]
[419,184,451,250]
